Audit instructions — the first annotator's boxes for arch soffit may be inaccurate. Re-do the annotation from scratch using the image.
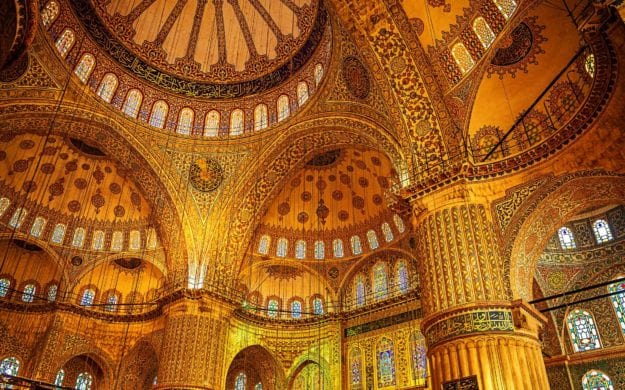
[226,344,287,383]
[286,356,333,389]
[57,349,115,387]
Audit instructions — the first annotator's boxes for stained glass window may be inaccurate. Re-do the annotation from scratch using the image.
[268,299,279,318]
[0,279,10,297]
[473,17,496,49]
[592,219,613,244]
[105,293,118,312]
[397,260,409,294]
[295,240,306,259]
[258,235,270,255]
[411,332,427,382]
[51,223,66,244]
[567,309,601,352]
[149,101,168,128]
[314,240,325,260]
[608,281,625,334]
[277,95,290,122]
[54,369,65,386]
[97,73,118,103]
[313,297,324,315]
[381,223,394,242]
[367,230,379,250]
[314,64,324,86]
[558,227,576,249]
[47,284,58,302]
[75,372,93,390]
[393,214,405,233]
[42,1,60,27]
[80,289,95,306]
[30,216,46,238]
[129,230,141,251]
[9,207,27,228]
[0,357,19,377]
[254,383,262,390]
[297,81,309,106]
[178,108,194,135]
[276,238,288,257]
[55,29,75,58]
[584,54,596,78]
[22,284,36,302]
[122,89,143,118]
[111,231,123,251]
[204,110,220,136]
[230,109,244,136]
[452,43,475,74]
[377,338,396,387]
[0,198,9,217]
[350,236,363,255]
[291,300,302,319]
[146,228,158,250]
[350,347,362,387]
[494,0,517,19]
[235,373,246,390]
[373,263,388,300]
[333,239,344,258]
[92,230,105,250]
[72,227,86,248]
[74,54,95,83]
[582,369,614,390]
[254,104,268,131]
[355,275,365,307]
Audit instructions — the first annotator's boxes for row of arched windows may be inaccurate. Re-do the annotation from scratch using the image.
[557,218,614,250]
[352,260,411,308]
[78,287,148,313]
[257,215,406,259]
[0,278,58,303]
[246,294,325,319]
[0,197,158,251]
[0,357,93,389]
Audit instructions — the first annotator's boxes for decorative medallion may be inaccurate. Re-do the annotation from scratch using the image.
[342,56,371,100]
[71,256,83,266]
[0,53,29,83]
[265,265,303,280]
[488,18,547,78]
[189,158,224,192]
[306,149,342,167]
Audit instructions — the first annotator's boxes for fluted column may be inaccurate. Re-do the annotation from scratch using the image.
[412,184,549,389]
[156,295,231,389]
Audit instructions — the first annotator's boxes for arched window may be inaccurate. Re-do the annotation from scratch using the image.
[146,228,158,250]
[9,207,27,228]
[297,81,309,106]
[411,332,427,382]
[22,284,36,302]
[0,198,10,217]
[295,240,306,259]
[254,104,268,131]
[314,240,325,260]
[276,238,288,257]
[277,95,290,122]
[110,231,124,251]
[313,297,324,315]
[92,230,105,250]
[177,108,194,135]
[235,372,246,390]
[129,230,141,251]
[97,73,118,103]
[558,227,576,249]
[473,17,496,49]
[452,43,475,74]
[373,263,388,300]
[584,54,596,78]
[74,54,95,83]
[55,29,75,58]
[267,299,279,318]
[149,101,168,128]
[105,293,118,312]
[230,109,244,136]
[122,89,143,118]
[0,357,19,377]
[377,338,396,387]
[355,275,365,307]
[54,369,65,386]
[582,370,614,390]
[333,239,344,258]
[291,300,302,319]
[0,279,11,297]
[254,383,262,390]
[72,227,86,248]
[592,219,613,244]
[393,214,405,233]
[397,260,409,294]
[367,230,379,250]
[493,0,517,19]
[75,372,93,390]
[567,309,601,352]
[42,1,60,27]
[80,289,95,306]
[258,235,270,255]
[204,110,220,136]
[51,223,66,244]
[47,284,58,302]
[350,235,363,255]
[608,281,625,334]
[314,64,324,86]
[30,216,47,238]
[350,347,362,387]
[381,222,394,242]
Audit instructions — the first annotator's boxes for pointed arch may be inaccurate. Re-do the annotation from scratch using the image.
[149,100,168,129]
[96,73,118,103]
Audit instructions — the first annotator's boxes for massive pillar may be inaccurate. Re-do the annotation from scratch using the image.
[156,296,232,389]
[412,183,549,389]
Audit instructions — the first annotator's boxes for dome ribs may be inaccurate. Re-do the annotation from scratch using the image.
[248,0,285,41]
[186,0,209,59]
[152,0,189,46]
[227,0,259,58]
